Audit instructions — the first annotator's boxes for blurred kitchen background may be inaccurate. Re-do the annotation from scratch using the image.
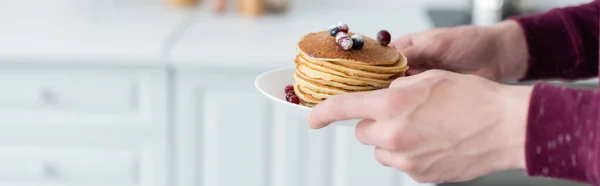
[0,0,595,186]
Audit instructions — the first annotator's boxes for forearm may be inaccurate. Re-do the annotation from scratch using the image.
[524,83,600,184]
[508,1,599,81]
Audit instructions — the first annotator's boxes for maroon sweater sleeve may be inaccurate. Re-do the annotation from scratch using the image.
[509,1,600,184]
[511,0,599,81]
[526,83,600,184]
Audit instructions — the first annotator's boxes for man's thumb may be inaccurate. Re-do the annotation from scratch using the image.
[401,45,427,66]
[400,45,430,76]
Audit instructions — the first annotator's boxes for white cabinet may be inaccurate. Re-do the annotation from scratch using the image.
[0,68,166,128]
[174,70,435,186]
[175,71,271,186]
[0,146,163,185]
[0,67,169,186]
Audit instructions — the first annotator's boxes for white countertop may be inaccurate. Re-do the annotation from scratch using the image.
[0,0,188,67]
[169,1,435,71]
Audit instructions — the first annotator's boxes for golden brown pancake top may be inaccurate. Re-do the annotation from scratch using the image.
[297,31,401,65]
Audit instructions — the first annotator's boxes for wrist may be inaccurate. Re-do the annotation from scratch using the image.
[499,85,532,170]
[488,20,529,81]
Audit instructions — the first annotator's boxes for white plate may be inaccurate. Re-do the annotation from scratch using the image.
[254,67,359,127]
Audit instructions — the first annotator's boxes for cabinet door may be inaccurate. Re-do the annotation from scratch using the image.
[0,145,166,186]
[175,70,435,186]
[0,68,169,186]
[175,72,273,186]
[0,68,167,128]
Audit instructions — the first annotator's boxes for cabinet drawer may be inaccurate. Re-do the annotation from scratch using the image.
[0,68,166,127]
[0,147,140,183]
[0,69,139,113]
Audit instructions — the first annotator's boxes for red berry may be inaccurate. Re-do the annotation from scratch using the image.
[377,30,391,46]
[285,91,296,100]
[284,85,294,94]
[287,95,300,104]
[285,93,295,101]
[337,22,349,33]
[335,32,353,51]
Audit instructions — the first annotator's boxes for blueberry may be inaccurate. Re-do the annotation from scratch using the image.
[329,26,340,37]
[351,34,364,50]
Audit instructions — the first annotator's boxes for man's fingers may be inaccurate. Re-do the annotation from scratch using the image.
[356,118,408,150]
[391,33,428,64]
[374,147,395,167]
[374,147,413,171]
[355,119,376,145]
[405,68,425,76]
[308,90,384,129]
[401,45,426,66]
[389,34,414,50]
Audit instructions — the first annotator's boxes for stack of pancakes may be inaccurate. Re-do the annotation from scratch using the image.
[293,31,409,107]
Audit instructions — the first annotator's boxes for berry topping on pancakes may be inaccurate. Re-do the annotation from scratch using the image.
[337,22,349,33]
[284,85,300,105]
[377,30,391,46]
[335,32,354,50]
[285,85,294,94]
[351,34,364,50]
[287,95,300,104]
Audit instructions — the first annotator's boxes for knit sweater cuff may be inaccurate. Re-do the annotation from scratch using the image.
[525,83,600,183]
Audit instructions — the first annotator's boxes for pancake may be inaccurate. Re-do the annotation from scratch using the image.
[299,99,317,107]
[291,29,409,107]
[295,54,400,80]
[293,72,354,95]
[296,62,390,88]
[293,84,320,105]
[329,55,408,73]
[297,84,331,100]
[295,67,379,90]
[297,31,401,65]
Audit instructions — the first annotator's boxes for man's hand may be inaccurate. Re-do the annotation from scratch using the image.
[308,70,532,183]
[391,20,529,82]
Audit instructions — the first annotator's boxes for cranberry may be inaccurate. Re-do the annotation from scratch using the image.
[335,32,353,51]
[351,34,364,50]
[285,93,294,100]
[377,30,391,46]
[284,85,294,94]
[287,95,300,104]
[337,22,349,33]
[286,91,295,97]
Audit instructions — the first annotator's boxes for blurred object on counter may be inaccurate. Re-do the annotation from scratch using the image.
[470,0,535,26]
[213,0,226,12]
[265,0,288,13]
[427,0,539,28]
[165,0,199,7]
[213,0,289,18]
[164,0,289,18]
[238,0,265,18]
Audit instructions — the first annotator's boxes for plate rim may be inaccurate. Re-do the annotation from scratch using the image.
[254,67,312,112]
